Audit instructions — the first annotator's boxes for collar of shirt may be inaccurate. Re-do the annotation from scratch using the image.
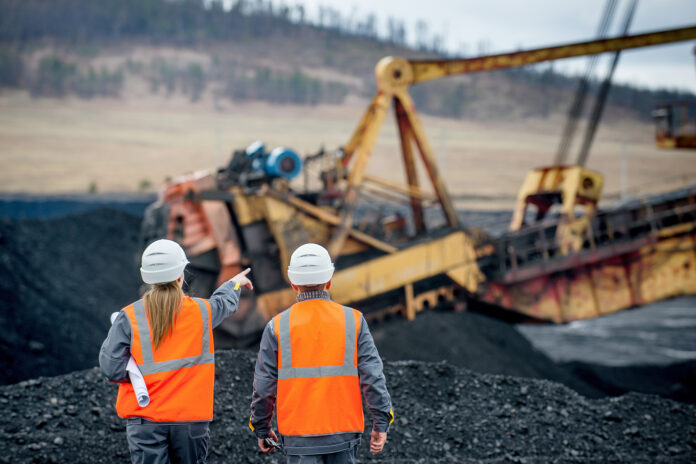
[296,290,331,302]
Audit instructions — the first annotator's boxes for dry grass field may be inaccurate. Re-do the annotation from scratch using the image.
[1,90,694,209]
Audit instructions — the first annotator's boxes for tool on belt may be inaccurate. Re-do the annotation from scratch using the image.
[264,437,282,451]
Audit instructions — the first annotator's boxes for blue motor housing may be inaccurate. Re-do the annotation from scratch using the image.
[239,141,302,181]
[245,140,265,158]
[265,147,302,179]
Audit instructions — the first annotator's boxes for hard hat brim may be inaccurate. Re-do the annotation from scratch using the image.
[287,267,334,286]
[140,261,188,285]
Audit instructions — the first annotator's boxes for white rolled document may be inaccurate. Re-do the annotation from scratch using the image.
[111,312,150,407]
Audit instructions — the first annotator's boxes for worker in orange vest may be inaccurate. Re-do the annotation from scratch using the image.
[250,243,394,463]
[99,239,253,464]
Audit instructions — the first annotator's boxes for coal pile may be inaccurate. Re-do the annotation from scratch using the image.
[1,208,566,389]
[1,349,695,463]
[371,309,696,404]
[2,205,694,412]
[0,209,142,384]
[0,193,155,219]
[561,360,696,405]
[370,309,606,398]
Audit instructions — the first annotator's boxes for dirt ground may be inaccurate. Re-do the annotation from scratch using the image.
[1,92,695,209]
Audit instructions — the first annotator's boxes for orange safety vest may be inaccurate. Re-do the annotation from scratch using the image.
[274,299,364,436]
[115,296,215,422]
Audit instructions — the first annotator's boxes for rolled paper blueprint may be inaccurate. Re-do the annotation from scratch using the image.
[110,312,150,407]
[126,357,150,407]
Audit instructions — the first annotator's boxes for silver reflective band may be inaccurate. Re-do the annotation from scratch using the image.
[278,365,358,380]
[343,305,356,366]
[193,297,211,355]
[139,352,215,375]
[132,298,214,375]
[133,300,154,364]
[279,309,292,369]
[278,305,358,380]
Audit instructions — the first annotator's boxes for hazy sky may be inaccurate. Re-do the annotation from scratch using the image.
[282,0,696,92]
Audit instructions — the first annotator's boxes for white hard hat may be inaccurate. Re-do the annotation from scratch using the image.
[140,239,189,285]
[287,243,334,285]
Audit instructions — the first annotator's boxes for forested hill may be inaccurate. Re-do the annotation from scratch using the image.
[0,0,693,121]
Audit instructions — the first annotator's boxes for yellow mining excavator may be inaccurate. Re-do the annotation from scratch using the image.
[652,45,696,149]
[142,25,696,345]
[653,101,696,149]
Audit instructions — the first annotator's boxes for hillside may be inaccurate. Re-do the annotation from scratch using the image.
[1,0,695,198]
[3,93,696,200]
[0,0,694,122]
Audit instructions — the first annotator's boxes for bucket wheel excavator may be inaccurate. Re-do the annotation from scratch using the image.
[142,25,696,346]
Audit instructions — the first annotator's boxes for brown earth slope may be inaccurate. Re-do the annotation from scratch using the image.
[2,93,694,207]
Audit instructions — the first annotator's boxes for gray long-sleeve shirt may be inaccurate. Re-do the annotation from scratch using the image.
[99,280,241,383]
[250,291,393,455]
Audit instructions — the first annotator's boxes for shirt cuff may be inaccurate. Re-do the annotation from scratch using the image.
[373,408,394,433]
[249,415,270,438]
[254,429,270,439]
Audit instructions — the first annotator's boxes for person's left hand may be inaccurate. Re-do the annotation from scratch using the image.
[370,430,387,455]
[231,268,254,291]
[258,429,279,453]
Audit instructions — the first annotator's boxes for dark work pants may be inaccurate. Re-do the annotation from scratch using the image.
[126,418,210,464]
[285,444,358,464]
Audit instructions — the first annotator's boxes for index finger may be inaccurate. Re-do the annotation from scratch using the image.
[240,267,251,276]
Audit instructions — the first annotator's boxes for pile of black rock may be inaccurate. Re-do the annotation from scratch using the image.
[1,350,694,463]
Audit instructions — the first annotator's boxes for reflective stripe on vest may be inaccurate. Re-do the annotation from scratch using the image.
[132,298,214,375]
[277,305,358,380]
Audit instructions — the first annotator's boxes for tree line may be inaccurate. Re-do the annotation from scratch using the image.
[0,0,692,118]
[0,0,422,50]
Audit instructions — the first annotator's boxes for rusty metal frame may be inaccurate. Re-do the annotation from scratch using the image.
[394,90,460,229]
[258,229,482,321]
[394,98,425,233]
[266,188,398,254]
[328,91,391,257]
[329,25,696,257]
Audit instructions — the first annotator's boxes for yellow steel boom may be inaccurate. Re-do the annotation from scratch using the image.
[404,26,696,85]
[328,25,696,256]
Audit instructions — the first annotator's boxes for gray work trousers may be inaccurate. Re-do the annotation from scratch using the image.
[285,445,358,464]
[126,417,209,464]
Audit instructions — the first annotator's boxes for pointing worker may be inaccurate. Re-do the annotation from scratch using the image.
[250,243,394,463]
[99,239,253,464]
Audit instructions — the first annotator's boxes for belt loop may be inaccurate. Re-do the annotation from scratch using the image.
[127,417,144,425]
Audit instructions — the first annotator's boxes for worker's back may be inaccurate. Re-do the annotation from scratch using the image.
[273,299,364,436]
[116,296,215,422]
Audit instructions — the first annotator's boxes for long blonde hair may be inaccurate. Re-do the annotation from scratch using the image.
[144,280,183,351]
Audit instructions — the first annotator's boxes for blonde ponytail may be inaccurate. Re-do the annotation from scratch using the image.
[144,281,183,351]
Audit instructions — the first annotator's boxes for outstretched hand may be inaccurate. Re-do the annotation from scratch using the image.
[231,268,254,291]
[370,430,387,455]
